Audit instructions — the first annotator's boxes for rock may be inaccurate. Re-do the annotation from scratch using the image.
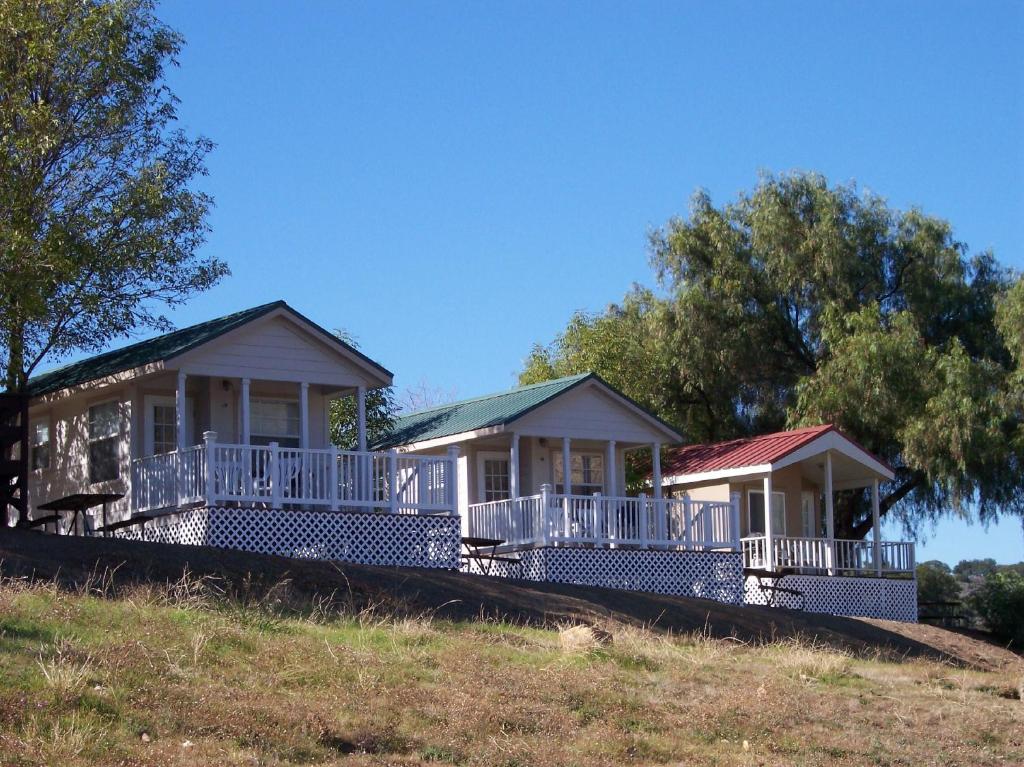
[140,732,150,743]
[559,624,613,652]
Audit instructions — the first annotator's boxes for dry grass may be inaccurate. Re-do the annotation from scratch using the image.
[0,573,1021,766]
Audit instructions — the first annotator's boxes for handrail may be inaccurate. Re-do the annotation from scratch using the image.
[740,534,915,575]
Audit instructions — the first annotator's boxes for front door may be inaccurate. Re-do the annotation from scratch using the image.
[143,395,193,456]
[801,491,816,537]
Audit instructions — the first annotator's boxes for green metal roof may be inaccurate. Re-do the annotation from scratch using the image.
[26,300,392,398]
[374,372,680,448]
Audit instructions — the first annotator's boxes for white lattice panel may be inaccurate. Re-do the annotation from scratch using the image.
[461,547,744,605]
[117,506,460,570]
[744,574,917,622]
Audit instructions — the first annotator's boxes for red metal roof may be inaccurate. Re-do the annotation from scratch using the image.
[663,424,837,476]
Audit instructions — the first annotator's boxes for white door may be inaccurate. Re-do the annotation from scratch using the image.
[801,491,816,537]
[476,451,511,503]
[143,395,193,456]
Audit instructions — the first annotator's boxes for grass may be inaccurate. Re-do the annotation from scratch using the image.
[0,572,1021,766]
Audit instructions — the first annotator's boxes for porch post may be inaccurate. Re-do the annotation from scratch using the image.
[510,432,520,500]
[240,378,251,445]
[825,451,836,575]
[606,440,617,497]
[651,442,663,542]
[176,371,187,452]
[561,437,572,540]
[762,474,775,571]
[299,382,310,449]
[871,478,882,576]
[356,386,367,453]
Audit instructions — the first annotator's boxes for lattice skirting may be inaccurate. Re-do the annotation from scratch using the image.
[463,547,745,605]
[113,506,461,569]
[743,574,917,622]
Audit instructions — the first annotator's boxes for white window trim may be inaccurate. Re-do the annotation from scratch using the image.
[801,490,816,537]
[88,399,122,484]
[143,394,194,456]
[250,397,300,442]
[476,450,511,503]
[550,450,605,496]
[747,489,787,536]
[29,417,51,472]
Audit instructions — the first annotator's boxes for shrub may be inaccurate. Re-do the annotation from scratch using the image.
[969,571,1024,647]
[916,561,960,604]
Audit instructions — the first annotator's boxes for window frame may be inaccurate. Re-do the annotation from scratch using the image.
[476,450,511,503]
[551,451,605,496]
[747,489,787,536]
[88,400,121,484]
[30,418,51,472]
[249,397,301,448]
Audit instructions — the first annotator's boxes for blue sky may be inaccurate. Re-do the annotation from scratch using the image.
[85,2,1024,563]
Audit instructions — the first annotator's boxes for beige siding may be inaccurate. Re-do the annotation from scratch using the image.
[174,316,375,387]
[511,383,671,443]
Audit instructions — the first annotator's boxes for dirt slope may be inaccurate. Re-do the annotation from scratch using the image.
[0,528,1018,671]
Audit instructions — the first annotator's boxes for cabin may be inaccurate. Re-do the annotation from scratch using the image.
[20,301,461,569]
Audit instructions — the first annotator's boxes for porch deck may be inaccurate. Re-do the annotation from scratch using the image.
[130,432,458,515]
[467,486,740,550]
[741,534,915,577]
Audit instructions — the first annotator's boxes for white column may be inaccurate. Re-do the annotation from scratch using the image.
[240,378,251,445]
[356,386,367,452]
[606,440,617,497]
[825,450,836,575]
[651,443,662,500]
[872,478,882,576]
[762,474,775,570]
[561,437,572,495]
[509,432,520,499]
[175,371,187,452]
[299,382,310,449]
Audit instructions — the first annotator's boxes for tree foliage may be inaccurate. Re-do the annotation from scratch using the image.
[969,570,1024,647]
[327,330,397,450]
[522,173,1023,536]
[0,0,227,390]
[915,561,961,605]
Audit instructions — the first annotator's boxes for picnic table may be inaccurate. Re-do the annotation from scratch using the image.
[36,492,124,536]
[744,567,806,610]
[95,513,155,535]
[461,536,519,575]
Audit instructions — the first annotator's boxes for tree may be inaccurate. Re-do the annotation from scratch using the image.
[523,173,1022,537]
[916,560,961,605]
[327,330,397,450]
[0,0,227,392]
[969,570,1024,646]
[953,558,998,582]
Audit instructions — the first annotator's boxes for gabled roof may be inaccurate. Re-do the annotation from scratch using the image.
[663,424,835,476]
[27,300,392,398]
[374,372,680,449]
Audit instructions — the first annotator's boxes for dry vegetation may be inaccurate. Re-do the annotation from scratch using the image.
[0,570,1022,767]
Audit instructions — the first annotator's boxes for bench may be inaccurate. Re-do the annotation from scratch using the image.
[745,567,806,610]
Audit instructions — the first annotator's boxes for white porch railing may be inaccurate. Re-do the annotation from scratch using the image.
[130,432,458,515]
[467,486,740,550]
[741,534,915,576]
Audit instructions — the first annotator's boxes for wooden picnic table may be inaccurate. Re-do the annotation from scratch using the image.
[95,513,154,534]
[744,567,806,610]
[36,492,124,536]
[461,536,519,575]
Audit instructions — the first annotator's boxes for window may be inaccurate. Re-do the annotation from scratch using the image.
[152,404,177,454]
[552,452,604,495]
[481,457,510,502]
[88,401,120,483]
[748,490,786,536]
[30,420,50,471]
[250,398,300,447]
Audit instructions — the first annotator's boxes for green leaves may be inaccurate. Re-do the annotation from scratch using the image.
[522,172,1023,535]
[0,0,226,389]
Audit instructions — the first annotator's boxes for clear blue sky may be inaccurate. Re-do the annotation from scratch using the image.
[99,2,1024,563]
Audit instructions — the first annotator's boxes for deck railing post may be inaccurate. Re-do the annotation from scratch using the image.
[329,445,339,511]
[682,494,692,550]
[203,431,217,505]
[388,449,399,514]
[447,446,460,514]
[540,483,551,545]
[562,491,571,543]
[269,442,281,509]
[638,492,648,548]
[730,491,741,552]
[592,492,603,545]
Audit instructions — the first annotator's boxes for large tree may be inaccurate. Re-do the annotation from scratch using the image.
[522,173,1022,536]
[0,0,226,391]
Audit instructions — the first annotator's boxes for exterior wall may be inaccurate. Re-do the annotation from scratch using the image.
[743,574,917,623]
[463,547,745,605]
[512,383,673,443]
[114,506,461,570]
[174,316,377,388]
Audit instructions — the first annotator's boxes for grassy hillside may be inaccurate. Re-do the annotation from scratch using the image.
[0,532,1021,766]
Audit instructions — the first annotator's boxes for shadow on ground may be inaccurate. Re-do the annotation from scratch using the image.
[1,529,1018,671]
